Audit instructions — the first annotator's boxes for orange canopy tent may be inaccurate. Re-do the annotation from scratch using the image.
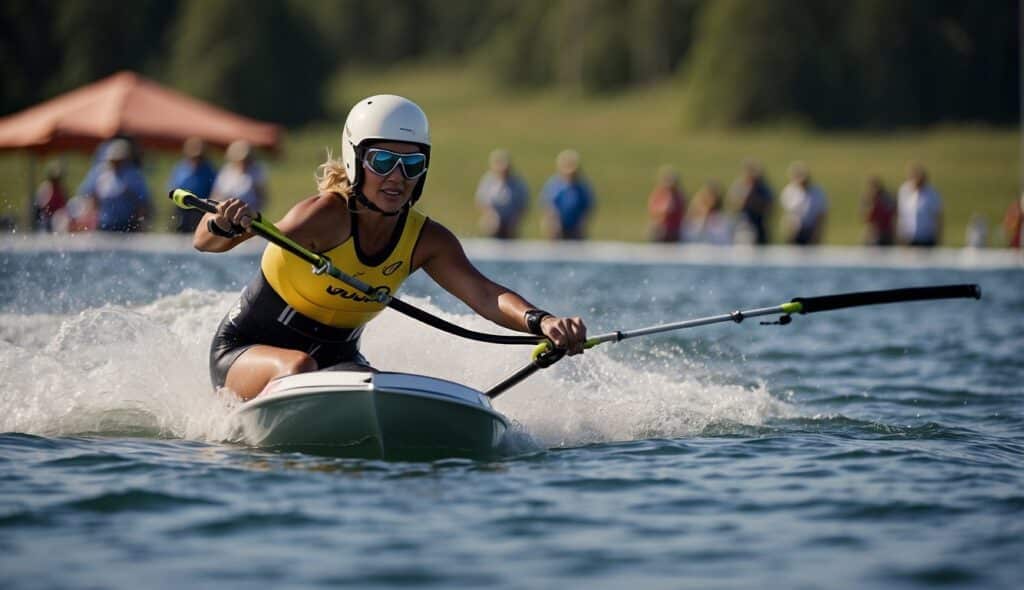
[0,70,283,154]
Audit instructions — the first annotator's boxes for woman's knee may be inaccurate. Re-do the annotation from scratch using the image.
[277,352,317,376]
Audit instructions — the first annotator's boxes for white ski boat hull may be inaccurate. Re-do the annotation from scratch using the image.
[231,371,508,459]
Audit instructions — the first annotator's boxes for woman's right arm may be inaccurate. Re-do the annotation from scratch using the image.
[193,198,257,252]
[193,193,349,254]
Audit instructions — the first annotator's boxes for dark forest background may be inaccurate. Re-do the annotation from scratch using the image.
[1,0,1018,129]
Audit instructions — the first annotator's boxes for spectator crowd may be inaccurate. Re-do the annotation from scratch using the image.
[29,138,1023,250]
[33,136,267,235]
[475,148,1022,249]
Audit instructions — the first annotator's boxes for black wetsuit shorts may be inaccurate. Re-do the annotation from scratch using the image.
[209,272,370,388]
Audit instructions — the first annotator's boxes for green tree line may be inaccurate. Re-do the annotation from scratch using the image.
[1,0,1018,128]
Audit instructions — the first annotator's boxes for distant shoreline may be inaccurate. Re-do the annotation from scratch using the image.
[2,233,1020,270]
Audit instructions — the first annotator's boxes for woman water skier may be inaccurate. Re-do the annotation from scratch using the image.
[193,95,588,400]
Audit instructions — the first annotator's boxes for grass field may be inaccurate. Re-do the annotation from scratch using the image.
[1,63,1019,246]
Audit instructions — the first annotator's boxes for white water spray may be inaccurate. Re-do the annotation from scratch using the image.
[0,291,795,447]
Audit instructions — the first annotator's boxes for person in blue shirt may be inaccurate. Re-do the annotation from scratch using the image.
[167,137,217,232]
[77,138,151,232]
[541,149,595,240]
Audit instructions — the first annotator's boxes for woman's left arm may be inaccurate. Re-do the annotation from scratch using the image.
[418,221,587,354]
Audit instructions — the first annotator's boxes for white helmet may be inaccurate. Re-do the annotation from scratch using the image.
[342,95,431,208]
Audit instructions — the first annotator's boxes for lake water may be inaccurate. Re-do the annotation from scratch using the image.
[1,235,1022,589]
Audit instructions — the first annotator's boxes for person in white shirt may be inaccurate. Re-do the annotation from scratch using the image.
[212,140,267,211]
[780,161,827,245]
[897,162,943,247]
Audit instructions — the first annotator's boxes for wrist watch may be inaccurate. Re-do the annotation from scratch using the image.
[207,219,244,238]
[524,309,553,335]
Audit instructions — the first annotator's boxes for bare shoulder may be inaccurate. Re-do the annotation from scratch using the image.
[290,192,347,217]
[278,192,350,250]
[413,218,464,269]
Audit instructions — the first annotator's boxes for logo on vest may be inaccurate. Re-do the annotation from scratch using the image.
[381,261,403,276]
[325,284,391,303]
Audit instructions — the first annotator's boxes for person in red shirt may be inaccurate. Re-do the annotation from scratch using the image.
[34,161,68,232]
[861,176,896,246]
[1003,193,1023,248]
[647,165,686,242]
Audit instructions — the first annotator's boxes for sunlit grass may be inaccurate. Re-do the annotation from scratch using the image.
[1,62,1018,246]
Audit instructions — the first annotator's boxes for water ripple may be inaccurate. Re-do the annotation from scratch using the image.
[174,510,337,537]
[882,565,983,587]
[60,490,223,514]
[545,476,685,492]
[822,500,971,521]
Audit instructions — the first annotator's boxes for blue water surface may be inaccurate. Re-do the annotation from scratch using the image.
[0,238,1021,589]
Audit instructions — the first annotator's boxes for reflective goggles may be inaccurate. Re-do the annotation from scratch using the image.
[362,148,428,180]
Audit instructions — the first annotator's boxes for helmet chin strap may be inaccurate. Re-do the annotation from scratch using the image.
[352,191,405,216]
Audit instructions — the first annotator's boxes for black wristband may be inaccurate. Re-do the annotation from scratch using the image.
[524,309,553,335]
[207,218,242,238]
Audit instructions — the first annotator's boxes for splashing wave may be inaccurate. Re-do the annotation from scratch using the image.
[0,290,796,447]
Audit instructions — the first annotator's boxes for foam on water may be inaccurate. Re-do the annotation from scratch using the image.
[0,289,795,448]
[360,301,798,448]
[0,289,240,440]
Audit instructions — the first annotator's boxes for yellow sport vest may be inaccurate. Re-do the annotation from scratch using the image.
[261,209,427,328]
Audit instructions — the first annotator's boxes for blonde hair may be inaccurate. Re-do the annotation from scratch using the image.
[556,149,581,173]
[690,181,724,218]
[315,150,354,198]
